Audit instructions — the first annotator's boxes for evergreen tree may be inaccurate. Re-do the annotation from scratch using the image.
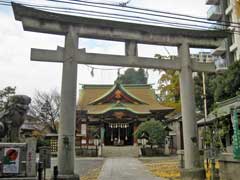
[213,60,240,102]
[116,68,148,84]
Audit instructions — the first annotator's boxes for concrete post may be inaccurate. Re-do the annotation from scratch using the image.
[178,42,205,179]
[57,27,79,180]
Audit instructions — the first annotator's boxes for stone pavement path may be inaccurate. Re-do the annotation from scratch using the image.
[46,157,104,178]
[98,157,164,180]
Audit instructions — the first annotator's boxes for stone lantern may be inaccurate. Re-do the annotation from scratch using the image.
[140,131,149,148]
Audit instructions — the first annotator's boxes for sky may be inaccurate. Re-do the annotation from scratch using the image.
[0,0,210,98]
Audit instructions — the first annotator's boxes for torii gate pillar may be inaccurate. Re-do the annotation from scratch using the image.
[57,28,79,180]
[178,42,205,179]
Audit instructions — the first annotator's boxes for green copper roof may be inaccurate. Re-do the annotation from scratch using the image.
[88,83,148,105]
[198,95,240,126]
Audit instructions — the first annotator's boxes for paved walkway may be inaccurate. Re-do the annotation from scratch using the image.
[46,157,104,178]
[98,157,163,180]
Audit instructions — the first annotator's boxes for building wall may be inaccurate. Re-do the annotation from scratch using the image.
[226,0,240,61]
[206,0,240,63]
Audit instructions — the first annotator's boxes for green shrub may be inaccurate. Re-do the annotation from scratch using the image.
[135,120,166,147]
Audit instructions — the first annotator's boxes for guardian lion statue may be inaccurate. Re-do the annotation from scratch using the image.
[0,95,31,142]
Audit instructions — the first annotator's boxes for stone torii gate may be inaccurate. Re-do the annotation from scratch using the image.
[12,3,228,180]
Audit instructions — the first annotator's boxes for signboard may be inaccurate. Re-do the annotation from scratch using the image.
[2,148,20,174]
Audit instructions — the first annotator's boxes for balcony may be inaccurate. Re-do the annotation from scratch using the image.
[230,43,237,52]
[206,0,219,5]
[207,5,222,21]
[211,46,226,56]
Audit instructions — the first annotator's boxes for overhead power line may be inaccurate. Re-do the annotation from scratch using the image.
[44,0,240,31]
[2,0,240,28]
[0,1,10,6]
[0,1,211,30]
[64,0,240,26]
[1,0,240,34]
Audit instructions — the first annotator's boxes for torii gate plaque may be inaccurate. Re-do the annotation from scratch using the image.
[12,3,229,180]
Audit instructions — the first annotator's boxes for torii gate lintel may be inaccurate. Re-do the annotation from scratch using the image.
[30,47,216,72]
[12,3,226,48]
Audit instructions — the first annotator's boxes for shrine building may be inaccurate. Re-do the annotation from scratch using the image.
[76,83,174,146]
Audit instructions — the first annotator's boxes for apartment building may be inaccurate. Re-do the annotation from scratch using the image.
[206,0,240,63]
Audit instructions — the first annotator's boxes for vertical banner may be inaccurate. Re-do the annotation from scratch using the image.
[26,138,37,176]
[3,148,20,174]
[233,109,240,159]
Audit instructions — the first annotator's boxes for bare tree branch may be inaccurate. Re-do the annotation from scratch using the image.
[29,89,60,133]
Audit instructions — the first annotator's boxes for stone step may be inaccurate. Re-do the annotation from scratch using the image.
[102,146,139,157]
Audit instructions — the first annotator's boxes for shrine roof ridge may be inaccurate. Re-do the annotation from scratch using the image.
[80,84,152,89]
[12,2,229,39]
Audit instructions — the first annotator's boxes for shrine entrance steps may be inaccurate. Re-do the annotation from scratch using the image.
[102,146,139,157]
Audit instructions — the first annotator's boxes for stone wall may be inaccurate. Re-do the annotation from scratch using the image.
[219,153,240,180]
